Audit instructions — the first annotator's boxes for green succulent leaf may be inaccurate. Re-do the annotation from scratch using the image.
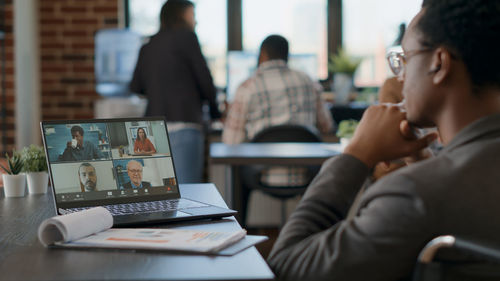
[21,145,48,173]
[328,48,362,75]
[336,120,359,139]
[1,151,24,175]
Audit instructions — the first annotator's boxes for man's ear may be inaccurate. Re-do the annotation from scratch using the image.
[430,47,451,85]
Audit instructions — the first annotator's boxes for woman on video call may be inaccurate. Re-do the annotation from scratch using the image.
[130,0,220,183]
[134,128,156,155]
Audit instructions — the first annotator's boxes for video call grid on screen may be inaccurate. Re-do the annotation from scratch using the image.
[42,118,179,202]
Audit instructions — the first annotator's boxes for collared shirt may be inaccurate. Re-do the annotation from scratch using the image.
[129,182,142,189]
[59,140,104,161]
[223,60,334,186]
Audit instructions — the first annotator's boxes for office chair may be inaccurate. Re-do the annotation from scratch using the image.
[413,235,500,281]
[239,124,322,227]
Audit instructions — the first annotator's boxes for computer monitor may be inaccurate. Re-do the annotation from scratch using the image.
[226,51,318,102]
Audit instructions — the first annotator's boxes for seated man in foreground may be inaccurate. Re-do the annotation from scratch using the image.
[268,0,500,280]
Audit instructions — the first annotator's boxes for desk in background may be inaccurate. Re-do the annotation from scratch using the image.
[0,183,274,281]
[210,142,342,221]
[330,103,368,125]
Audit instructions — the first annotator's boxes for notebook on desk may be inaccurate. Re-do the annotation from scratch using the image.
[40,117,236,226]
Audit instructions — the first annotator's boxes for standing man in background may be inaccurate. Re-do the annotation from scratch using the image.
[130,0,220,183]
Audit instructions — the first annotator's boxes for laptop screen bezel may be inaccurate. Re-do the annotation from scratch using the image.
[40,116,182,212]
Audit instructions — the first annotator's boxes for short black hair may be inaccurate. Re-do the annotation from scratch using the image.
[260,35,289,62]
[79,162,95,172]
[160,0,194,30]
[418,0,500,90]
[71,125,84,136]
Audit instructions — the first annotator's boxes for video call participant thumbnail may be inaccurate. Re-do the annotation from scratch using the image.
[59,125,104,161]
[78,163,98,192]
[134,127,157,155]
[121,160,151,189]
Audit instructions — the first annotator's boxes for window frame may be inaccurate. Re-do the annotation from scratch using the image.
[124,0,342,80]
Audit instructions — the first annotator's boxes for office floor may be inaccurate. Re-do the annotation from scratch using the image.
[248,227,280,259]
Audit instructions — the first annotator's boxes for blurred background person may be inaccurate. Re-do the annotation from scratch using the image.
[130,0,220,183]
[134,128,156,155]
[223,35,333,187]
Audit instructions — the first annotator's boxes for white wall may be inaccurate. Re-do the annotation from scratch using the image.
[143,157,175,186]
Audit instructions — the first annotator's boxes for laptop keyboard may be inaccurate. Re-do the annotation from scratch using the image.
[63,199,209,216]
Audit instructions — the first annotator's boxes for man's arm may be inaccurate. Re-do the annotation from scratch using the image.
[87,142,104,159]
[268,104,439,280]
[222,82,252,144]
[129,45,146,95]
[267,157,432,280]
[58,148,72,161]
[313,82,334,134]
[181,31,221,119]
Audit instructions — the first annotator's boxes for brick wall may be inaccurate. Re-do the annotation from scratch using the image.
[0,0,14,155]
[40,0,119,121]
[1,0,120,154]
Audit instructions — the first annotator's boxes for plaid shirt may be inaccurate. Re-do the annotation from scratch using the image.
[223,60,333,186]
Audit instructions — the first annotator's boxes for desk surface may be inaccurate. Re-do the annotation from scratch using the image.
[0,184,274,280]
[210,142,343,165]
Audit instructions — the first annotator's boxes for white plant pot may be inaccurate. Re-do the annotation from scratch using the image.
[27,171,49,194]
[2,174,26,197]
[333,73,354,105]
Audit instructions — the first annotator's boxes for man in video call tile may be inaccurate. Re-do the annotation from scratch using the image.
[79,163,98,192]
[121,160,151,189]
[59,125,104,161]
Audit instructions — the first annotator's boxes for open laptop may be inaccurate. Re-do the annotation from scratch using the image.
[40,117,236,226]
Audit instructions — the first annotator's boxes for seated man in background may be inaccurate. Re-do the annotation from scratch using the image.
[223,34,333,186]
[268,0,500,280]
[59,125,103,161]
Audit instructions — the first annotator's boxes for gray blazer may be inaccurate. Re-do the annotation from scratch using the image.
[268,113,500,281]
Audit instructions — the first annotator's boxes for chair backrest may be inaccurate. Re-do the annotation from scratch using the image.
[250,124,322,143]
[238,124,323,226]
[240,124,322,192]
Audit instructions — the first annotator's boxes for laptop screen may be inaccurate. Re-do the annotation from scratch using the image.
[41,117,179,208]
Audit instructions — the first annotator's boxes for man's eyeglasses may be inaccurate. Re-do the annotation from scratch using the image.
[386,49,434,77]
[128,169,143,174]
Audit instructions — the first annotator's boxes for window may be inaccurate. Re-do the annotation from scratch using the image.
[128,0,227,87]
[342,0,421,86]
[242,0,328,80]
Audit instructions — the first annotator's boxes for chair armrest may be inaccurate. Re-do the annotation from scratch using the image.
[419,235,500,264]
[418,235,456,264]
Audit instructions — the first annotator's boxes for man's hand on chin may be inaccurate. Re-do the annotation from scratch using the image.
[343,104,438,169]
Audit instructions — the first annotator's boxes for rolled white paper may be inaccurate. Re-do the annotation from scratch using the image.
[38,207,113,246]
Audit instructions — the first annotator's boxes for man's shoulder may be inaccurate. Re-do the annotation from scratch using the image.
[84,140,97,147]
[122,182,133,189]
[366,155,454,200]
[142,181,152,188]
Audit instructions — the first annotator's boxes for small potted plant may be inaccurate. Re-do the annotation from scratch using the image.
[329,48,362,104]
[0,151,26,197]
[336,120,359,149]
[21,145,49,194]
